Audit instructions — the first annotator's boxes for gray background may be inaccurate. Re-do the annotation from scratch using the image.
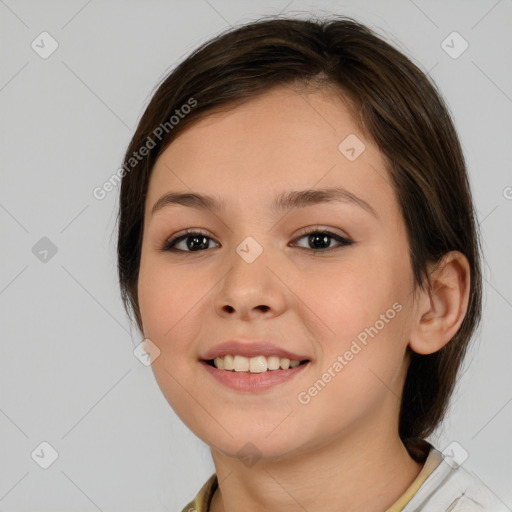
[1,0,511,510]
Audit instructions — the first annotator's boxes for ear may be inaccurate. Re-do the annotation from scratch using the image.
[409,251,471,355]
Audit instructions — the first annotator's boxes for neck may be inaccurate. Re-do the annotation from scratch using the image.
[209,423,425,512]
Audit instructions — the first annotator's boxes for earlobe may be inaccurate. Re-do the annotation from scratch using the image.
[408,251,471,355]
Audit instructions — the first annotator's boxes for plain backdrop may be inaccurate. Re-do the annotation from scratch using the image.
[1,1,511,511]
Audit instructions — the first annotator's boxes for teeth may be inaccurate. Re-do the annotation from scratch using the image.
[223,354,234,370]
[249,356,267,373]
[233,355,249,372]
[211,355,304,372]
[267,356,280,370]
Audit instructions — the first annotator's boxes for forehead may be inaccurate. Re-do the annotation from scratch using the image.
[145,85,395,218]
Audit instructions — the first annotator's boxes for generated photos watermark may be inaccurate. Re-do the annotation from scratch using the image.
[92,97,197,200]
[297,301,403,405]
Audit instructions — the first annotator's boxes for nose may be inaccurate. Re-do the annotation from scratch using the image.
[212,245,287,321]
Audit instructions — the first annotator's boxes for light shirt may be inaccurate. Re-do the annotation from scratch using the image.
[180,443,507,511]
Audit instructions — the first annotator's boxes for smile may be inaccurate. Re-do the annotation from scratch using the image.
[201,357,311,392]
[209,354,309,373]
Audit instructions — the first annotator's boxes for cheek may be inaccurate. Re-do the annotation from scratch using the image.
[298,257,403,338]
[296,255,410,389]
[295,302,409,428]
[137,255,207,349]
[137,258,208,421]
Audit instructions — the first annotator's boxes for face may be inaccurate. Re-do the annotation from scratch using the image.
[137,85,418,461]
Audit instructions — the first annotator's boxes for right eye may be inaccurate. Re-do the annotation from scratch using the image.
[162,229,219,252]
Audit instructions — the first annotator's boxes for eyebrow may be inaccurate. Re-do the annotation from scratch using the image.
[150,186,378,218]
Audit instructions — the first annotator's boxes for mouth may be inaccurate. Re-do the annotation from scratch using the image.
[204,355,311,373]
[200,356,311,392]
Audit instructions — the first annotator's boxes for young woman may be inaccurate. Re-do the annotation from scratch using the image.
[116,15,506,512]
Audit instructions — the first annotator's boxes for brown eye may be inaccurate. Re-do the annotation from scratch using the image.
[292,229,353,252]
[162,229,219,252]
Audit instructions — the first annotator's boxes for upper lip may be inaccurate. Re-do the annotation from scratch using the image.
[200,341,311,361]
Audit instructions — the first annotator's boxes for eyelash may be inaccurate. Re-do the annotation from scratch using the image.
[161,227,354,254]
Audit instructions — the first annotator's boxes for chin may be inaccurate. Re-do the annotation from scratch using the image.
[209,438,298,465]
[200,425,312,464]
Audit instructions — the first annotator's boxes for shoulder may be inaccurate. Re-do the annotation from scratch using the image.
[403,449,508,511]
[180,473,218,512]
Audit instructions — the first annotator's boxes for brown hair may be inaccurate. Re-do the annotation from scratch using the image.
[116,14,482,459]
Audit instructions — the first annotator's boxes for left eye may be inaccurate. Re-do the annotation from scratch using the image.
[162,228,353,253]
[292,229,354,252]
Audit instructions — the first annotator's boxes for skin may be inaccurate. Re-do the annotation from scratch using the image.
[137,85,470,512]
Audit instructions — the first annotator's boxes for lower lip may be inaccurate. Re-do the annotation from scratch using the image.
[200,360,310,392]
